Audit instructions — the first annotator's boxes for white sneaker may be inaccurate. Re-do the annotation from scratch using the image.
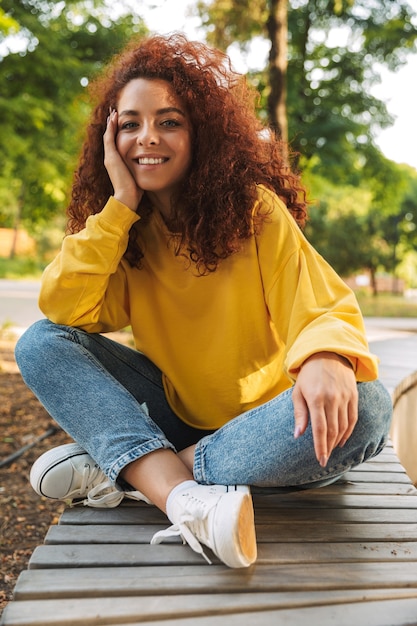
[29,443,150,508]
[151,484,257,568]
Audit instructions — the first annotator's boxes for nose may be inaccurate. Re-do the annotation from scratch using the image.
[137,122,159,146]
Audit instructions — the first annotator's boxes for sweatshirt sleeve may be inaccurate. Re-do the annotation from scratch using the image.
[255,188,378,382]
[39,197,140,332]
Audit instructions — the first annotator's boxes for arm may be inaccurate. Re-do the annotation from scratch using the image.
[255,188,377,465]
[39,199,139,331]
[39,110,143,331]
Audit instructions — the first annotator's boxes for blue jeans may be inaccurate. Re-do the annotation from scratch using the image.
[15,319,392,489]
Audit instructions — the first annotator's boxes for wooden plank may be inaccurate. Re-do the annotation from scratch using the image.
[252,494,417,509]
[257,522,417,543]
[39,520,417,545]
[126,599,417,626]
[59,506,167,525]
[342,471,412,483]
[44,525,417,561]
[28,540,417,568]
[63,520,417,543]
[352,461,409,473]
[64,506,417,525]
[93,599,417,626]
[51,493,417,518]
[376,448,403,458]
[57,500,417,526]
[298,482,416,496]
[3,590,417,626]
[13,562,417,600]
[254,508,417,523]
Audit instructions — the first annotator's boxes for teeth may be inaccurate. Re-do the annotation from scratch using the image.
[138,157,166,165]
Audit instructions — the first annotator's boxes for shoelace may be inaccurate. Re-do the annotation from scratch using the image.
[82,480,125,508]
[83,482,151,508]
[70,466,151,508]
[151,515,212,564]
[63,462,123,508]
[151,493,218,564]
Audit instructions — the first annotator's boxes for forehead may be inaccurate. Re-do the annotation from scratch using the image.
[117,78,183,108]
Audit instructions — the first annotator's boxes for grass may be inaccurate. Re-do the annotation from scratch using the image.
[0,257,46,279]
[356,292,417,318]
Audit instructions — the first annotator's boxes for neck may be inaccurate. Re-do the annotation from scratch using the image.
[146,191,172,220]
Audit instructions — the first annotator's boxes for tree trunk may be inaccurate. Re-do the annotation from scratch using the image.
[9,183,25,260]
[369,267,378,297]
[267,0,288,144]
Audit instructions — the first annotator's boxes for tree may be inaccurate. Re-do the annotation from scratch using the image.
[195,0,417,283]
[304,157,417,294]
[195,0,417,181]
[267,0,288,141]
[0,0,147,255]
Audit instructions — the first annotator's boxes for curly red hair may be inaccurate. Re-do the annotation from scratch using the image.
[67,33,307,273]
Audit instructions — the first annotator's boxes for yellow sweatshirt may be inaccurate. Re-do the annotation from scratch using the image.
[39,186,378,430]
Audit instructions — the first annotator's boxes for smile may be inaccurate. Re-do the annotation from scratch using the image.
[137,157,168,165]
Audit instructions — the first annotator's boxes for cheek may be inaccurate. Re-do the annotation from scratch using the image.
[181,137,192,167]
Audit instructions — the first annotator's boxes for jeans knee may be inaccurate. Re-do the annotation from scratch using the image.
[358,380,393,442]
[15,319,55,381]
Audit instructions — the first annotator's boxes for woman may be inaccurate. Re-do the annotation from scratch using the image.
[15,34,392,569]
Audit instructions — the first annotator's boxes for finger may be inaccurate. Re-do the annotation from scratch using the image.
[309,406,329,467]
[103,110,117,147]
[339,396,359,447]
[322,392,347,453]
[292,385,309,438]
[333,404,349,449]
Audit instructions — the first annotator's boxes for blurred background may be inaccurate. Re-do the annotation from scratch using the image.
[1,0,417,321]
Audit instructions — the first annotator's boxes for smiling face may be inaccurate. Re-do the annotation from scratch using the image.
[116,78,192,215]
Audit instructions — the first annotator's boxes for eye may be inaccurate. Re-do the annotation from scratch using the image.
[120,121,138,130]
[161,119,181,128]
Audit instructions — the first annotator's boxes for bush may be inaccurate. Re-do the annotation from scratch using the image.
[0,257,46,279]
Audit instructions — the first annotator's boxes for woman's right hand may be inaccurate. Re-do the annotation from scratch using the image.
[103,109,144,212]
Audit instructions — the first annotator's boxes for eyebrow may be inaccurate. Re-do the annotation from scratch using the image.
[118,107,186,118]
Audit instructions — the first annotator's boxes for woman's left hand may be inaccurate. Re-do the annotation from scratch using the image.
[292,352,358,467]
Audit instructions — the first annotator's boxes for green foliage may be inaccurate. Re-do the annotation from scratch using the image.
[0,6,19,35]
[0,0,148,238]
[196,0,267,50]
[196,0,417,179]
[287,0,416,179]
[196,0,417,284]
[303,172,385,276]
[304,159,417,284]
[0,256,46,279]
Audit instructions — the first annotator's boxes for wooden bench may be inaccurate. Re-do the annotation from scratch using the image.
[1,333,417,625]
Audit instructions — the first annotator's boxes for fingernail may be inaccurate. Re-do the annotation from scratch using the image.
[339,438,347,448]
[294,426,302,439]
[319,455,328,467]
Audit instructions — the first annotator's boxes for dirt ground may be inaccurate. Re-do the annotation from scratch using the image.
[0,332,72,616]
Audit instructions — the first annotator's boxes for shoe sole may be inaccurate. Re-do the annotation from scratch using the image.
[214,487,257,568]
[30,442,88,497]
[237,493,257,566]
